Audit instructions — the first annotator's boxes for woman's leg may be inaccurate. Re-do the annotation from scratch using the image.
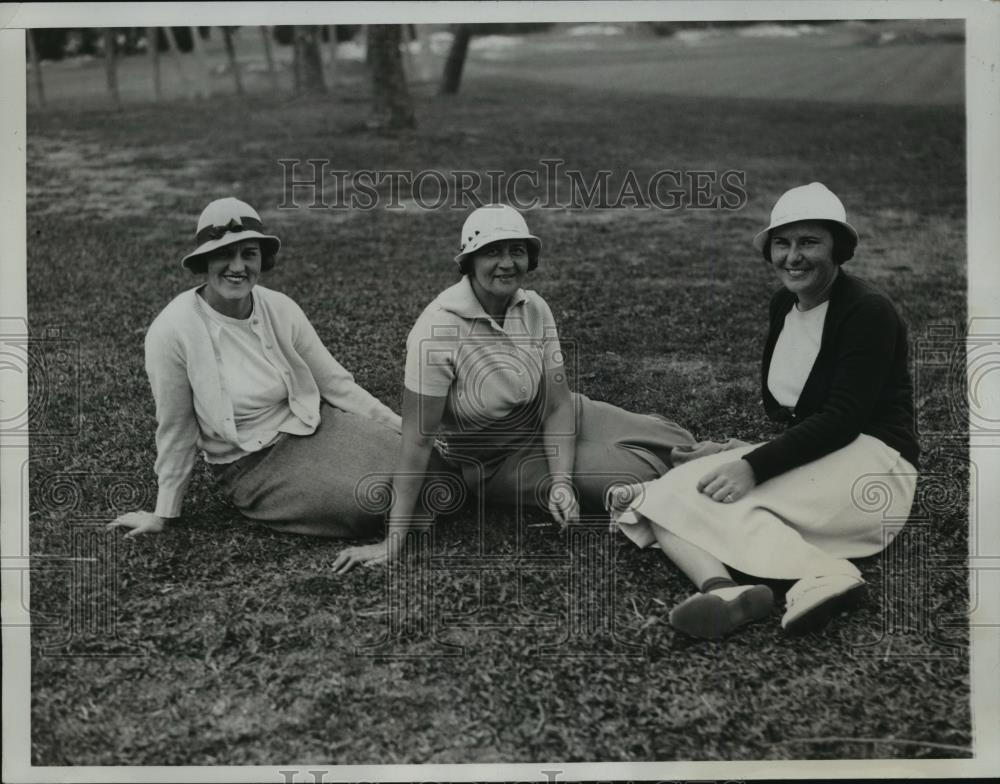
[650,525,730,587]
[647,521,774,638]
[571,394,746,514]
[218,405,403,538]
[613,437,917,636]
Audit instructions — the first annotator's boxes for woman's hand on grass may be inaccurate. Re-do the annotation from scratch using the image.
[697,459,757,504]
[106,511,167,538]
[547,476,580,528]
[332,542,388,574]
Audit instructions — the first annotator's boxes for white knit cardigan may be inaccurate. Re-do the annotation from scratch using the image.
[145,286,401,518]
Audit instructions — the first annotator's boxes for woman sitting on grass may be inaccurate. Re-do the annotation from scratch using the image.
[609,182,920,638]
[333,204,731,573]
[109,197,402,539]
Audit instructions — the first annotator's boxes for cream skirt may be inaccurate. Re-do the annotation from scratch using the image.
[613,434,918,580]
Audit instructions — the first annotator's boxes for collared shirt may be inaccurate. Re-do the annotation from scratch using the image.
[404,277,563,435]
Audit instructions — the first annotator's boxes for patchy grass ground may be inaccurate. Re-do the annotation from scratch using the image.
[26,24,969,765]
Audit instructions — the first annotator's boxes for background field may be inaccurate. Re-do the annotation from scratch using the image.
[25,20,970,765]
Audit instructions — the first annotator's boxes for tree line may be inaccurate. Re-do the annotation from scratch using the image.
[26,24,552,131]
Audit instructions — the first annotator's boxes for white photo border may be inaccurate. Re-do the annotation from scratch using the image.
[3,1,998,781]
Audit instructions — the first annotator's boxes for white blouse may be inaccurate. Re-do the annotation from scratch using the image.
[767,300,829,408]
[200,301,314,462]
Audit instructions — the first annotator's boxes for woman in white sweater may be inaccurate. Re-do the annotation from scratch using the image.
[109,197,402,539]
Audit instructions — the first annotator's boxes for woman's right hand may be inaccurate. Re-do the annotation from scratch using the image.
[106,511,167,538]
[547,476,580,529]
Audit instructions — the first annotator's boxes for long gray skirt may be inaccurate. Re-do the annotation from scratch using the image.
[213,404,401,538]
[452,393,737,514]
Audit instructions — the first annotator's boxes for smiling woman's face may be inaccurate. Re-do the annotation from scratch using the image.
[469,239,530,311]
[768,221,839,310]
[200,239,262,318]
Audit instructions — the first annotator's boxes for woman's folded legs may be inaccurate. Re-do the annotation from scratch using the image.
[217,404,403,538]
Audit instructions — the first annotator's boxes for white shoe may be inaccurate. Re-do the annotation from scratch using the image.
[669,584,774,639]
[781,574,865,634]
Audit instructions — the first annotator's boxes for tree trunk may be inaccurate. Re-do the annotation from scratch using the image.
[188,25,211,97]
[222,27,244,95]
[322,25,336,84]
[26,29,45,107]
[440,24,471,95]
[409,24,432,82]
[103,29,121,109]
[291,26,303,93]
[146,27,161,101]
[368,25,415,131]
[259,26,279,91]
[294,25,326,94]
[163,26,195,98]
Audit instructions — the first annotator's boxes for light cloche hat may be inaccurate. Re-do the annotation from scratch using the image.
[181,197,281,271]
[752,182,859,252]
[454,204,541,270]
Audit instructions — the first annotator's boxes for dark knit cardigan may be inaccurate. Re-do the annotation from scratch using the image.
[742,271,920,485]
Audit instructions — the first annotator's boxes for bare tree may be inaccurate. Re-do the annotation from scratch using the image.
[163,27,196,98]
[407,24,433,83]
[26,29,45,107]
[146,27,161,101]
[440,24,471,95]
[322,25,337,85]
[103,28,121,109]
[259,26,279,92]
[188,26,211,98]
[294,25,326,94]
[222,27,244,96]
[368,24,415,131]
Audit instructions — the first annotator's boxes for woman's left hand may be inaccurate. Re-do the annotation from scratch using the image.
[697,459,757,504]
[332,542,388,574]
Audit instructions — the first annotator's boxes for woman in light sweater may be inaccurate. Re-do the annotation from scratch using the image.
[109,197,402,539]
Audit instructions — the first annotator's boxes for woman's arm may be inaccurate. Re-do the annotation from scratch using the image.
[332,388,447,573]
[108,319,199,535]
[536,296,579,526]
[541,359,579,527]
[744,293,902,484]
[291,301,402,432]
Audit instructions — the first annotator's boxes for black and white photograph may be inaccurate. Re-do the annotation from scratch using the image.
[2,1,999,781]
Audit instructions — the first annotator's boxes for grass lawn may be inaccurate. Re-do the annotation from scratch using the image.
[25,24,969,765]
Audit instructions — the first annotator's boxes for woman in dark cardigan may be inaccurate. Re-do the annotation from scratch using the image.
[610,182,920,638]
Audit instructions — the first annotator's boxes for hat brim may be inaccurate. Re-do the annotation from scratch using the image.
[752,216,859,252]
[181,231,281,271]
[454,234,542,266]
